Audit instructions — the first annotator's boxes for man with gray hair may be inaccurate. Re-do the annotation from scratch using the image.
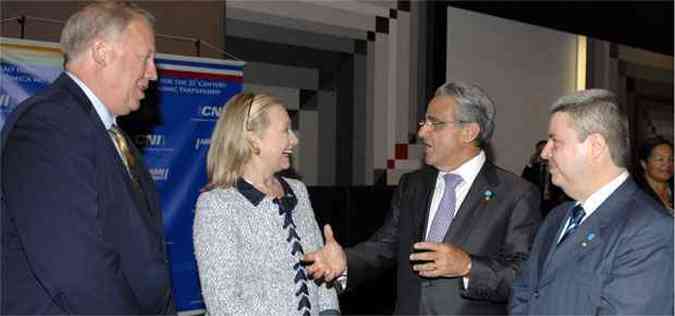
[304,82,541,314]
[1,2,175,314]
[510,89,674,314]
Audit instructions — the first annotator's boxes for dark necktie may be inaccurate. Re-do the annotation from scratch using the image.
[558,204,586,245]
[108,125,136,179]
[426,173,463,242]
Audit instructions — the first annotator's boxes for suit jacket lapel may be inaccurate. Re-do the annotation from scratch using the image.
[536,202,571,282]
[62,74,153,221]
[414,167,439,243]
[538,202,580,285]
[445,162,497,244]
[539,179,638,286]
[60,75,129,184]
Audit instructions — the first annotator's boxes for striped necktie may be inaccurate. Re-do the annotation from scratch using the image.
[108,125,136,177]
[558,204,585,245]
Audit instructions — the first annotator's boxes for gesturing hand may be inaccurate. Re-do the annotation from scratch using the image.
[409,241,471,278]
[303,225,347,282]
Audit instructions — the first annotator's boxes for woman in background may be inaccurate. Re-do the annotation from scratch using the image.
[636,137,674,212]
[193,92,339,315]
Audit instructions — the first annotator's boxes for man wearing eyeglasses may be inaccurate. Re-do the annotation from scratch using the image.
[304,82,542,315]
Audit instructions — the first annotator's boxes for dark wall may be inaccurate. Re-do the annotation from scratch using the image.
[446,2,673,56]
[308,185,397,315]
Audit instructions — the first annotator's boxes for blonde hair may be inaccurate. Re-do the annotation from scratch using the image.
[205,92,285,190]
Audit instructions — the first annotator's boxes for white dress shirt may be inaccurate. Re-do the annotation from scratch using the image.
[424,151,486,289]
[556,170,629,243]
[65,72,116,128]
[425,151,486,238]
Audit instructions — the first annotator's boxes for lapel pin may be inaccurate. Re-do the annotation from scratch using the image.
[587,233,595,241]
[482,190,494,202]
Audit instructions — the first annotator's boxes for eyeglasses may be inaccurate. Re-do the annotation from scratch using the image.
[417,119,466,130]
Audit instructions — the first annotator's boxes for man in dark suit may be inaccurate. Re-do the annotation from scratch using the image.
[1,2,175,314]
[510,89,674,315]
[304,82,541,314]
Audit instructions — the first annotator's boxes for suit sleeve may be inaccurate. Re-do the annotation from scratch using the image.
[344,174,408,289]
[599,215,674,315]
[509,237,536,314]
[460,183,542,303]
[3,103,106,313]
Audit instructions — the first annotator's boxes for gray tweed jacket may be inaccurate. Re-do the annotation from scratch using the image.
[194,177,339,316]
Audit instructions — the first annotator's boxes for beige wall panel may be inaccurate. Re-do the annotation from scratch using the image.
[386,26,397,158]
[226,7,367,40]
[365,40,375,184]
[299,0,390,17]
[1,1,225,59]
[298,110,319,186]
[227,1,374,31]
[1,1,81,42]
[242,83,300,110]
[373,33,389,169]
[396,11,411,144]
[446,7,577,174]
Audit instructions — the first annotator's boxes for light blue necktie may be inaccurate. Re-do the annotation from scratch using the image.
[426,174,463,242]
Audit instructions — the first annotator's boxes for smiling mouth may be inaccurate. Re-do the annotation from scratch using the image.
[138,80,149,90]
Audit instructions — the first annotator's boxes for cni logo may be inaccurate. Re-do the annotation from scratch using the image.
[135,134,165,147]
[200,105,222,118]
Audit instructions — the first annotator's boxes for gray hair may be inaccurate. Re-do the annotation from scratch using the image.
[434,82,496,147]
[551,89,630,167]
[60,1,155,63]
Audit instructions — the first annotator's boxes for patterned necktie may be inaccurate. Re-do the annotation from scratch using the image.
[426,173,463,242]
[108,125,136,177]
[558,204,586,245]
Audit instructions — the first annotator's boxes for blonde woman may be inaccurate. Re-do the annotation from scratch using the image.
[193,93,339,315]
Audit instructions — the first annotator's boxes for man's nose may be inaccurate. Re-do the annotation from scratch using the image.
[417,124,430,139]
[540,141,552,160]
[147,59,158,80]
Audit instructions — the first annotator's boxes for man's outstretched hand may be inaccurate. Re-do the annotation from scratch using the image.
[303,225,347,282]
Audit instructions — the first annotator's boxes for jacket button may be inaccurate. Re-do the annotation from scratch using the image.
[533,290,540,299]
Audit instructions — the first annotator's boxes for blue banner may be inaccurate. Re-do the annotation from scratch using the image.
[0,38,244,313]
[145,54,244,312]
[0,38,63,128]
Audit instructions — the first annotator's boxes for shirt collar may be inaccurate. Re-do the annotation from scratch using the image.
[65,71,116,129]
[579,170,630,215]
[236,176,294,207]
[438,150,486,186]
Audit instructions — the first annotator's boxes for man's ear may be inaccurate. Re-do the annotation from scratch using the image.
[91,39,109,67]
[587,133,608,161]
[462,123,481,144]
